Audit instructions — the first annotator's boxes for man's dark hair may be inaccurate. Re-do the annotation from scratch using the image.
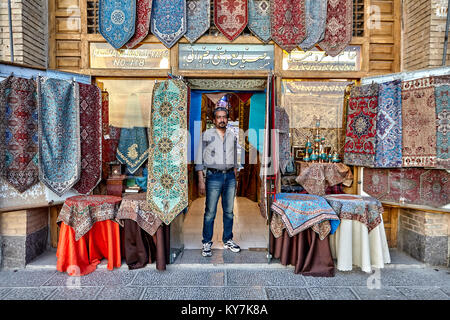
[213,107,229,119]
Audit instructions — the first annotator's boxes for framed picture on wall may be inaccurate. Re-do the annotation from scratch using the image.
[293,146,304,161]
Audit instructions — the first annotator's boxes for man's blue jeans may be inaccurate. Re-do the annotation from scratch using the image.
[202,170,236,244]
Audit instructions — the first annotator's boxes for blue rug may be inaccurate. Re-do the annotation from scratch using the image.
[151,0,187,48]
[99,0,136,49]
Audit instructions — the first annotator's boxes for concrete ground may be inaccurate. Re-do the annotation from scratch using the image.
[0,248,449,300]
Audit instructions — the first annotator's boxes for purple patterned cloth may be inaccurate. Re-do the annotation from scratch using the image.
[374,80,402,168]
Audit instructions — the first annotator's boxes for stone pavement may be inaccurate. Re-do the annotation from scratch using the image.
[0,248,449,300]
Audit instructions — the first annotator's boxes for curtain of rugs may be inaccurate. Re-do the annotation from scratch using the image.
[0,76,105,196]
[97,0,353,55]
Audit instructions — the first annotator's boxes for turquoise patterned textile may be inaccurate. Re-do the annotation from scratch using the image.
[37,77,80,197]
[151,0,187,48]
[99,0,136,49]
[146,79,188,225]
[116,127,149,174]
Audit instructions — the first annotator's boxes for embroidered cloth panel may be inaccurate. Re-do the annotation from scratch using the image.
[57,195,122,241]
[116,127,149,174]
[185,0,210,43]
[214,0,248,41]
[99,0,136,49]
[324,194,382,232]
[126,0,152,49]
[0,76,39,193]
[433,76,450,169]
[299,0,327,51]
[116,193,163,236]
[271,193,340,239]
[151,0,187,48]
[248,0,271,43]
[37,77,80,197]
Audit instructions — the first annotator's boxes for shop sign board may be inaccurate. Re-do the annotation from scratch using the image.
[178,44,274,71]
[283,46,361,72]
[89,43,170,69]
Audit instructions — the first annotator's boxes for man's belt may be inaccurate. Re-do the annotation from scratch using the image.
[207,168,234,174]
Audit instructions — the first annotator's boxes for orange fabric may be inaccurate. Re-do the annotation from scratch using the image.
[56,220,121,276]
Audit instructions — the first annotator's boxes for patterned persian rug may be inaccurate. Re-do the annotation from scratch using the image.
[214,0,248,41]
[344,83,379,167]
[248,0,271,43]
[126,0,152,49]
[73,83,102,195]
[318,0,353,57]
[0,76,39,193]
[374,80,403,168]
[151,0,187,48]
[270,0,306,52]
[116,126,149,174]
[146,79,188,225]
[434,76,450,169]
[363,168,450,208]
[401,78,437,167]
[37,77,80,197]
[299,0,327,51]
[99,0,136,49]
[275,106,290,174]
[185,0,210,43]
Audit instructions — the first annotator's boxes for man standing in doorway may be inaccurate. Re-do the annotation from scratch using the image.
[195,104,241,257]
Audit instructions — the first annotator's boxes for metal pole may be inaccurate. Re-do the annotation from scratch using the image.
[8,0,14,62]
[443,0,450,66]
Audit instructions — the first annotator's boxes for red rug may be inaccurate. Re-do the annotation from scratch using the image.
[214,0,248,41]
[73,83,102,194]
[401,78,437,167]
[126,0,152,48]
[270,0,306,52]
[318,0,353,57]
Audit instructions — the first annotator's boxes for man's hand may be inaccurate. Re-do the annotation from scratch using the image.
[198,170,206,196]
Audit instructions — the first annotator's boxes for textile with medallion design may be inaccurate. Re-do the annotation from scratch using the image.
[214,0,248,42]
[116,127,149,174]
[318,0,353,57]
[344,83,379,167]
[434,78,450,169]
[73,83,102,195]
[0,76,39,193]
[374,80,403,168]
[151,0,187,48]
[299,0,327,51]
[146,79,188,225]
[99,0,136,49]
[401,78,437,167]
[248,0,271,43]
[363,168,450,208]
[126,0,152,49]
[185,0,210,43]
[270,0,306,52]
[37,77,80,197]
[271,193,340,240]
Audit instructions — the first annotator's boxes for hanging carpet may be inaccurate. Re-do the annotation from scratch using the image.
[146,79,188,225]
[270,0,306,52]
[151,0,187,48]
[318,0,353,57]
[126,0,152,49]
[73,83,102,195]
[99,0,136,49]
[185,0,210,43]
[401,77,437,168]
[343,83,379,167]
[116,126,149,174]
[214,0,248,42]
[0,76,39,193]
[37,77,80,197]
[248,0,271,43]
[374,80,403,168]
[299,0,327,51]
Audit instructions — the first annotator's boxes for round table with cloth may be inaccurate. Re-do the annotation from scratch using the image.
[56,195,122,276]
[324,194,391,273]
[116,193,168,271]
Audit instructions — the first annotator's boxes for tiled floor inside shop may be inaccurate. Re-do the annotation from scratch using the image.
[183,196,269,250]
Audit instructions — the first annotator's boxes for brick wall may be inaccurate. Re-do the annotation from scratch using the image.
[403,0,450,70]
[0,0,47,67]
